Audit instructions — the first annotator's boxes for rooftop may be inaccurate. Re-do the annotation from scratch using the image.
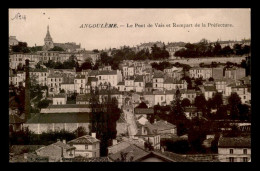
[68,135,100,144]
[218,136,251,148]
[25,113,91,124]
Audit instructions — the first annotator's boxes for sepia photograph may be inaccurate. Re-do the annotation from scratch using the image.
[8,8,251,162]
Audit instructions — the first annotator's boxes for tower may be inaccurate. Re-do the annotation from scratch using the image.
[43,25,54,51]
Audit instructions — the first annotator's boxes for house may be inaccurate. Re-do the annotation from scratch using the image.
[135,123,161,150]
[108,143,192,162]
[52,93,67,105]
[29,68,49,86]
[231,85,251,104]
[225,67,246,81]
[117,81,125,92]
[184,107,202,119]
[218,136,251,162]
[134,75,145,92]
[76,94,91,104]
[202,86,217,100]
[153,71,164,91]
[212,67,224,80]
[47,73,64,95]
[215,78,235,94]
[35,139,76,162]
[181,89,197,104]
[74,74,86,94]
[189,67,212,79]
[152,120,177,135]
[96,70,122,88]
[143,92,155,107]
[125,76,135,91]
[68,134,100,158]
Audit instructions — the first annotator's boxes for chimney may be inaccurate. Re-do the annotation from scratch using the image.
[25,59,30,122]
[165,121,167,124]
[63,139,66,144]
[154,119,157,123]
[112,139,117,146]
[91,132,96,138]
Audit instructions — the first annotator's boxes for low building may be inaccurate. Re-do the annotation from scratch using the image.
[68,134,100,158]
[35,139,76,162]
[218,136,251,162]
[53,93,67,105]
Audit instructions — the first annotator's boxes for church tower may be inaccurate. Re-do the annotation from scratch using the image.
[43,25,54,51]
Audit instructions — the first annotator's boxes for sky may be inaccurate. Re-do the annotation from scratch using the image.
[9,8,251,50]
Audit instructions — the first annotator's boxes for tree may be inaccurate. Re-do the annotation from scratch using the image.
[194,94,207,116]
[212,92,223,110]
[208,77,214,82]
[80,58,93,70]
[74,126,87,137]
[49,46,64,51]
[89,85,121,156]
[136,102,148,108]
[169,89,187,136]
[37,99,51,109]
[60,89,65,93]
[228,93,242,120]
[181,98,191,107]
[213,42,222,56]
[233,44,243,55]
[11,42,30,53]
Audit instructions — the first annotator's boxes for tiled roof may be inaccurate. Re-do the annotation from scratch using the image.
[152,151,196,162]
[152,120,176,131]
[109,144,149,161]
[218,137,251,148]
[68,135,100,144]
[52,141,76,151]
[63,156,109,162]
[25,113,91,123]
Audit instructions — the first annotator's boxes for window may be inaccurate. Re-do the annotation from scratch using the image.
[229,157,234,162]
[85,145,88,149]
[230,149,233,154]
[243,149,247,154]
[161,96,163,101]
[243,157,248,162]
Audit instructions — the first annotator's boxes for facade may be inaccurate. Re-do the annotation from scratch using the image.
[35,140,76,162]
[30,68,49,86]
[47,74,64,95]
[218,137,251,162]
[68,134,100,158]
[225,67,246,81]
[189,67,213,79]
[53,93,67,105]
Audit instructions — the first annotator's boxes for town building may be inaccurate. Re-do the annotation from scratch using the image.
[218,136,251,162]
[67,134,100,158]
